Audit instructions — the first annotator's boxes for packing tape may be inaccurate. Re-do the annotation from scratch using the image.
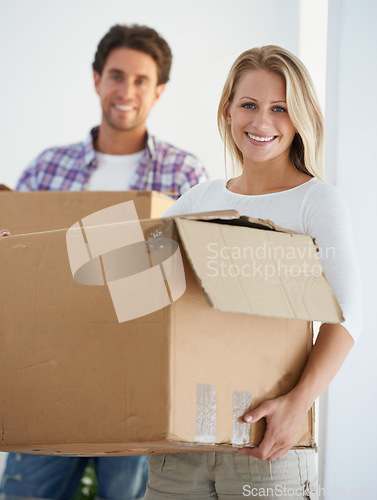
[196,383,216,444]
[232,391,252,446]
[66,201,186,323]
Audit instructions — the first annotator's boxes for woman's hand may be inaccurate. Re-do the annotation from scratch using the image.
[1,229,10,237]
[238,391,309,461]
[238,323,354,462]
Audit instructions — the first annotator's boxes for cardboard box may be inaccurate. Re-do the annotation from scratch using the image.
[0,191,343,456]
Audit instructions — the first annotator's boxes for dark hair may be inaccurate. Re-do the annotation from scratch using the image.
[92,24,172,85]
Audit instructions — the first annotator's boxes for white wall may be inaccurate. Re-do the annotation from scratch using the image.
[323,0,377,497]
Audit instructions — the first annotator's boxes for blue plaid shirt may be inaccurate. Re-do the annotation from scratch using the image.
[17,127,209,198]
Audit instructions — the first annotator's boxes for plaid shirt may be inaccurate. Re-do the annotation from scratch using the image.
[17,127,209,198]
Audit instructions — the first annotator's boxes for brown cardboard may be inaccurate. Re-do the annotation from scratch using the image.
[0,191,343,456]
[0,190,174,235]
[175,217,342,322]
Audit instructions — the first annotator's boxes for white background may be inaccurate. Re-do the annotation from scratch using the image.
[1,0,376,497]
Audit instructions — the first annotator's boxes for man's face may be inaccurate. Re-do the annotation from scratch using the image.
[94,47,165,134]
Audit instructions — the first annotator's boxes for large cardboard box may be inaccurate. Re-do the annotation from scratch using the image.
[0,190,343,456]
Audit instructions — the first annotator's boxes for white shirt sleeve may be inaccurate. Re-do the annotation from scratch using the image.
[162,182,208,217]
[300,182,363,341]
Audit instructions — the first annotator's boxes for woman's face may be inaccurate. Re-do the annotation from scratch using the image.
[226,69,296,167]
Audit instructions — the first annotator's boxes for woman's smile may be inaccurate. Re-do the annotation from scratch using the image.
[245,132,277,144]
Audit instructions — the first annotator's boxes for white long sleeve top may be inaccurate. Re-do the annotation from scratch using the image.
[163,178,363,342]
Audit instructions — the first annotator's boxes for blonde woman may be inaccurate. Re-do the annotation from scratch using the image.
[144,46,362,499]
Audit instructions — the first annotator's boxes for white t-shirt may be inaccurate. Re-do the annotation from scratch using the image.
[163,178,362,342]
[87,151,144,191]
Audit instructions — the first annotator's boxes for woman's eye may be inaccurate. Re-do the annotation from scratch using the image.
[273,106,287,113]
[242,103,256,109]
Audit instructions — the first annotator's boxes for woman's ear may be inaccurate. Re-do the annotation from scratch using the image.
[223,101,232,124]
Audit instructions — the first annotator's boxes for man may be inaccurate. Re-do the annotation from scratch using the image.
[0,24,208,500]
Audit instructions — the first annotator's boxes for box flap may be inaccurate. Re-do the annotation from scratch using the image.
[175,217,343,323]
[179,209,240,221]
[179,210,294,233]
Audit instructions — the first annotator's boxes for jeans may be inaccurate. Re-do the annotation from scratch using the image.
[0,453,148,500]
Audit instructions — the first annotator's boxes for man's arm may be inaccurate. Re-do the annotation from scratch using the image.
[16,155,41,191]
[175,153,209,197]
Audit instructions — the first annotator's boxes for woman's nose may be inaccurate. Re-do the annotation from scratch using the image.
[252,108,272,130]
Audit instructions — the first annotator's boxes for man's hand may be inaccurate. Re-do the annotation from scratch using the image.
[1,229,10,237]
[238,392,308,462]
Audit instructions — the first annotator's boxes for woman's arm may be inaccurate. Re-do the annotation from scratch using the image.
[238,183,361,461]
[239,323,354,461]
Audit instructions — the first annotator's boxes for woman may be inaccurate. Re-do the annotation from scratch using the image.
[144,46,362,499]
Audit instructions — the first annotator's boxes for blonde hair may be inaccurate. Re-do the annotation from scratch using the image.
[217,45,325,180]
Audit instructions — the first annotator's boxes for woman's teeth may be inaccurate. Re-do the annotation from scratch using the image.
[247,133,275,142]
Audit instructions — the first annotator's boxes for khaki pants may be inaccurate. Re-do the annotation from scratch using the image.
[144,449,317,499]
